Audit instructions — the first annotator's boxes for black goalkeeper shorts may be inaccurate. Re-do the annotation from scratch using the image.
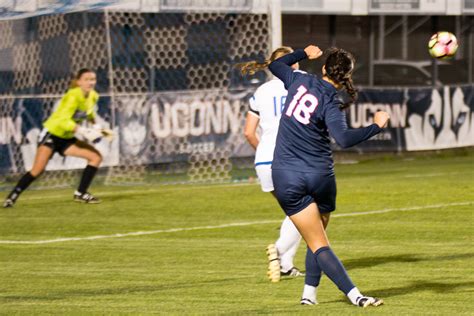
[38,129,77,156]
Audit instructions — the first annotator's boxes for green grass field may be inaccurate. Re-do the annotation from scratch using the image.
[0,152,473,315]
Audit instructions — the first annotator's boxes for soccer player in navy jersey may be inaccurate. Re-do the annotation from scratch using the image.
[269,45,390,307]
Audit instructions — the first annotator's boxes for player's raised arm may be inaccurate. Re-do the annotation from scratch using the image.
[269,50,303,89]
[269,45,322,89]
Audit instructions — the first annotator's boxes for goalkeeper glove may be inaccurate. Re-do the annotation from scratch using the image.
[76,126,102,143]
[92,124,114,141]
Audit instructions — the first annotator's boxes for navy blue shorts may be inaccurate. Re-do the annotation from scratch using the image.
[272,169,336,216]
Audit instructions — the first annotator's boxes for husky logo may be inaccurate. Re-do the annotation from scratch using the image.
[405,86,474,151]
[117,96,149,157]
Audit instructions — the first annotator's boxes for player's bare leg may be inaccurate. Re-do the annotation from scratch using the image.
[30,145,54,177]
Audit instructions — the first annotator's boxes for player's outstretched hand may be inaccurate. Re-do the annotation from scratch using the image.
[77,126,103,143]
[374,111,390,128]
[304,45,323,60]
[92,124,114,141]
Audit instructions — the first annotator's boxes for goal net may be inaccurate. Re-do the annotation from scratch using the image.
[0,0,275,189]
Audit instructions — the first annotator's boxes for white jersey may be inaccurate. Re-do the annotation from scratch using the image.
[248,79,287,165]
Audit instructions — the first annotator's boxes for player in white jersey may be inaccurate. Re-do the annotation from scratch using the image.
[237,47,304,282]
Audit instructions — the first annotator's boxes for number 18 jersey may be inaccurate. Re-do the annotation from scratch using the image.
[269,49,382,175]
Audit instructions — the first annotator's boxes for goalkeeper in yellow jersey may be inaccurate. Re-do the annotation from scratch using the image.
[3,68,113,207]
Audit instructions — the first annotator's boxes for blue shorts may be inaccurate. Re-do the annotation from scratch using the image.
[272,169,336,216]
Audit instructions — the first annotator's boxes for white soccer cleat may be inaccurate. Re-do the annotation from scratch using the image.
[3,198,14,208]
[74,191,101,204]
[370,297,384,307]
[281,267,305,277]
[300,297,317,305]
[356,296,384,308]
[266,243,281,282]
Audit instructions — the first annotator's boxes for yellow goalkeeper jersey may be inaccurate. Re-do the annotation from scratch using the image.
[43,87,99,139]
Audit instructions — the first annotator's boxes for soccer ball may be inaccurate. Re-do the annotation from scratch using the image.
[428,32,458,59]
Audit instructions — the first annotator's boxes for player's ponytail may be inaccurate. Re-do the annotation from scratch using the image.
[324,48,357,109]
[70,68,94,89]
[236,46,293,75]
[340,77,357,109]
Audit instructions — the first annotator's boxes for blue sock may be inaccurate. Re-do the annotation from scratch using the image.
[314,246,355,295]
[305,246,322,286]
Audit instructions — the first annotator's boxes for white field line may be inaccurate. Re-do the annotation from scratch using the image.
[17,182,256,202]
[0,201,471,245]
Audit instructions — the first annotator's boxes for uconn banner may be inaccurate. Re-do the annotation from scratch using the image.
[0,89,252,173]
[115,89,251,164]
[0,86,472,174]
[343,85,474,151]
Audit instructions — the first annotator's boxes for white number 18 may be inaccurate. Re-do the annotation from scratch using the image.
[285,85,319,125]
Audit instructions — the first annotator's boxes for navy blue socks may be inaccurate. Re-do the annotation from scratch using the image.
[313,246,355,295]
[305,246,322,287]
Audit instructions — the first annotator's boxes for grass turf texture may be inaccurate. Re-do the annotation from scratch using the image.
[0,152,473,314]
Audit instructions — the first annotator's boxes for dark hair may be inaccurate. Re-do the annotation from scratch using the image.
[324,48,357,109]
[70,68,95,88]
[235,46,293,75]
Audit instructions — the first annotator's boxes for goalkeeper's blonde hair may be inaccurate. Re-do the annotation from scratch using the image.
[235,46,293,75]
